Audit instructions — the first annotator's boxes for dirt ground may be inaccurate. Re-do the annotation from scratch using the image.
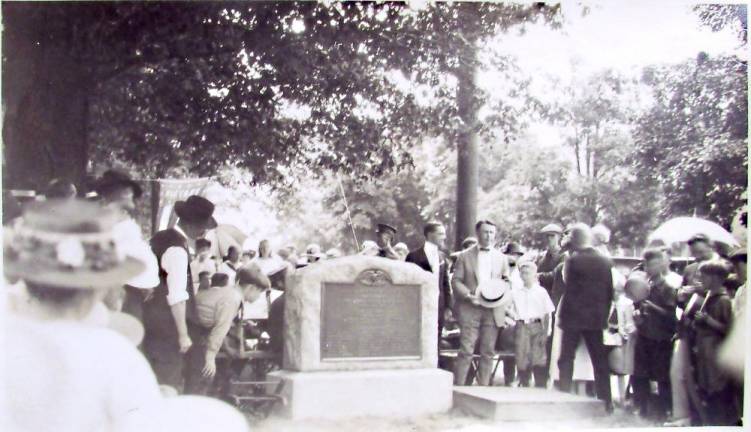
[249,406,657,432]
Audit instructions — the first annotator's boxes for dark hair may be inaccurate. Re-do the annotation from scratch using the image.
[642,247,668,262]
[699,260,730,280]
[242,251,254,258]
[423,221,444,237]
[25,281,95,309]
[475,220,496,232]
[195,238,212,250]
[211,272,229,287]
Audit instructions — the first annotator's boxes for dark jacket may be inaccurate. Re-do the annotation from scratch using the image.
[405,245,451,310]
[557,247,614,330]
[537,248,565,295]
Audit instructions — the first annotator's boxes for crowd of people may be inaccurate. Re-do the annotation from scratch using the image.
[2,171,746,429]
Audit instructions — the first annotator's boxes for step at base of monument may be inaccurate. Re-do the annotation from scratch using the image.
[453,386,607,422]
[270,368,453,420]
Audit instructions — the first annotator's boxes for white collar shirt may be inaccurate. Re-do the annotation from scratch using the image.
[424,241,440,273]
[511,283,555,321]
[477,247,492,283]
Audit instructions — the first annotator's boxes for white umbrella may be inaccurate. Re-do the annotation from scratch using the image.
[648,217,739,248]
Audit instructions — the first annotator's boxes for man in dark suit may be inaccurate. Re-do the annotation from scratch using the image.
[556,223,615,413]
[406,221,452,345]
[374,223,401,260]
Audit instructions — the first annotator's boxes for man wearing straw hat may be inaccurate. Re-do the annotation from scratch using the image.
[144,195,218,391]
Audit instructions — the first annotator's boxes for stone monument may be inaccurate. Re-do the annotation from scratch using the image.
[269,255,453,419]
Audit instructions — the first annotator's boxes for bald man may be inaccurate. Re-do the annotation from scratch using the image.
[556,223,615,413]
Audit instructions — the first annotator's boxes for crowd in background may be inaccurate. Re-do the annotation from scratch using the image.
[2,172,747,429]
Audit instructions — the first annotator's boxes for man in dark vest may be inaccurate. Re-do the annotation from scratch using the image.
[406,221,452,345]
[556,223,615,413]
[143,195,218,391]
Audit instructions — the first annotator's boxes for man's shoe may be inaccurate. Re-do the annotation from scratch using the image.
[605,401,615,414]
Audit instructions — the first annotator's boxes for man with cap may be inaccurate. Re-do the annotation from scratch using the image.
[95,169,160,322]
[536,223,565,386]
[144,194,218,391]
[451,220,511,386]
[374,223,401,260]
[537,223,565,295]
[729,248,747,319]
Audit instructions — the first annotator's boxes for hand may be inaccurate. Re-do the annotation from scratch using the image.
[178,334,193,353]
[694,312,707,324]
[469,296,481,306]
[202,354,217,378]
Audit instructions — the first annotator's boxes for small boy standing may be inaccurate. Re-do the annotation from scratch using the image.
[511,261,556,387]
[691,260,736,426]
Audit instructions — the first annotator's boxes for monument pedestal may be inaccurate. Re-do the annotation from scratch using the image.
[269,368,453,420]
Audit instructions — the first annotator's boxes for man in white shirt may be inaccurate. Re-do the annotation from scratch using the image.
[451,220,511,386]
[144,195,218,391]
[95,169,161,321]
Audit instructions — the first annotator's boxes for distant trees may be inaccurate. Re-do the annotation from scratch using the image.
[633,54,748,228]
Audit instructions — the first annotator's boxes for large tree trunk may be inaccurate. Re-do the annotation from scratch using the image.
[2,4,89,192]
[454,50,479,250]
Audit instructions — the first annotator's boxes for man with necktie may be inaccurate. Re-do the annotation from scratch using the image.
[451,220,511,386]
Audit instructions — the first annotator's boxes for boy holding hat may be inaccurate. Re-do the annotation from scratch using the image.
[144,194,218,391]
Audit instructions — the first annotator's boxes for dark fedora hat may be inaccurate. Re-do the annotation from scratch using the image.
[174,195,218,229]
[503,242,526,256]
[95,169,142,199]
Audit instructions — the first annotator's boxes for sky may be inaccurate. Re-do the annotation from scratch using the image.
[496,1,743,79]
[479,1,745,152]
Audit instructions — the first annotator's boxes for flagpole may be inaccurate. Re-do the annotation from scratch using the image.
[337,175,360,252]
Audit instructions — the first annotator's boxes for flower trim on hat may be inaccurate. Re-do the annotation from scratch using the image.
[8,225,128,273]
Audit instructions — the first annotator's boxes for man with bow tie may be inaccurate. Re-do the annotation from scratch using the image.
[451,220,511,386]
[406,221,452,347]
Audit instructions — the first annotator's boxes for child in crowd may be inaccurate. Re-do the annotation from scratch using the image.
[691,260,737,426]
[511,261,555,387]
[606,270,636,405]
[191,238,217,291]
[632,249,678,420]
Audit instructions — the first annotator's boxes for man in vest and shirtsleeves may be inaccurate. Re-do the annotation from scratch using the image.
[143,195,218,392]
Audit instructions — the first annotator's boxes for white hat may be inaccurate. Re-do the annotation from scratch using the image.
[477,279,512,308]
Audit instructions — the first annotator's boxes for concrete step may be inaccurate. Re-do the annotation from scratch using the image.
[453,386,608,422]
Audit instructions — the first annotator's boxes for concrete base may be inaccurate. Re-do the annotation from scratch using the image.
[268,368,453,420]
[453,386,607,422]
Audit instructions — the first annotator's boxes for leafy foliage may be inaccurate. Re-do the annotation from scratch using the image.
[633,54,748,228]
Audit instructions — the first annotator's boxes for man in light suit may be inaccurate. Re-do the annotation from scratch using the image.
[406,221,452,345]
[452,220,511,386]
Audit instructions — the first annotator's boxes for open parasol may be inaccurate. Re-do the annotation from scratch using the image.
[212,224,248,257]
[648,217,739,248]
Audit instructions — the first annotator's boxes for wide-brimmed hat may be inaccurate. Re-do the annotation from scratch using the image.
[95,169,143,199]
[3,199,145,289]
[477,278,512,308]
[540,223,563,236]
[174,195,218,229]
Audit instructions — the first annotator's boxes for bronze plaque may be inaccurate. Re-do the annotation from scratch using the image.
[320,269,422,360]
